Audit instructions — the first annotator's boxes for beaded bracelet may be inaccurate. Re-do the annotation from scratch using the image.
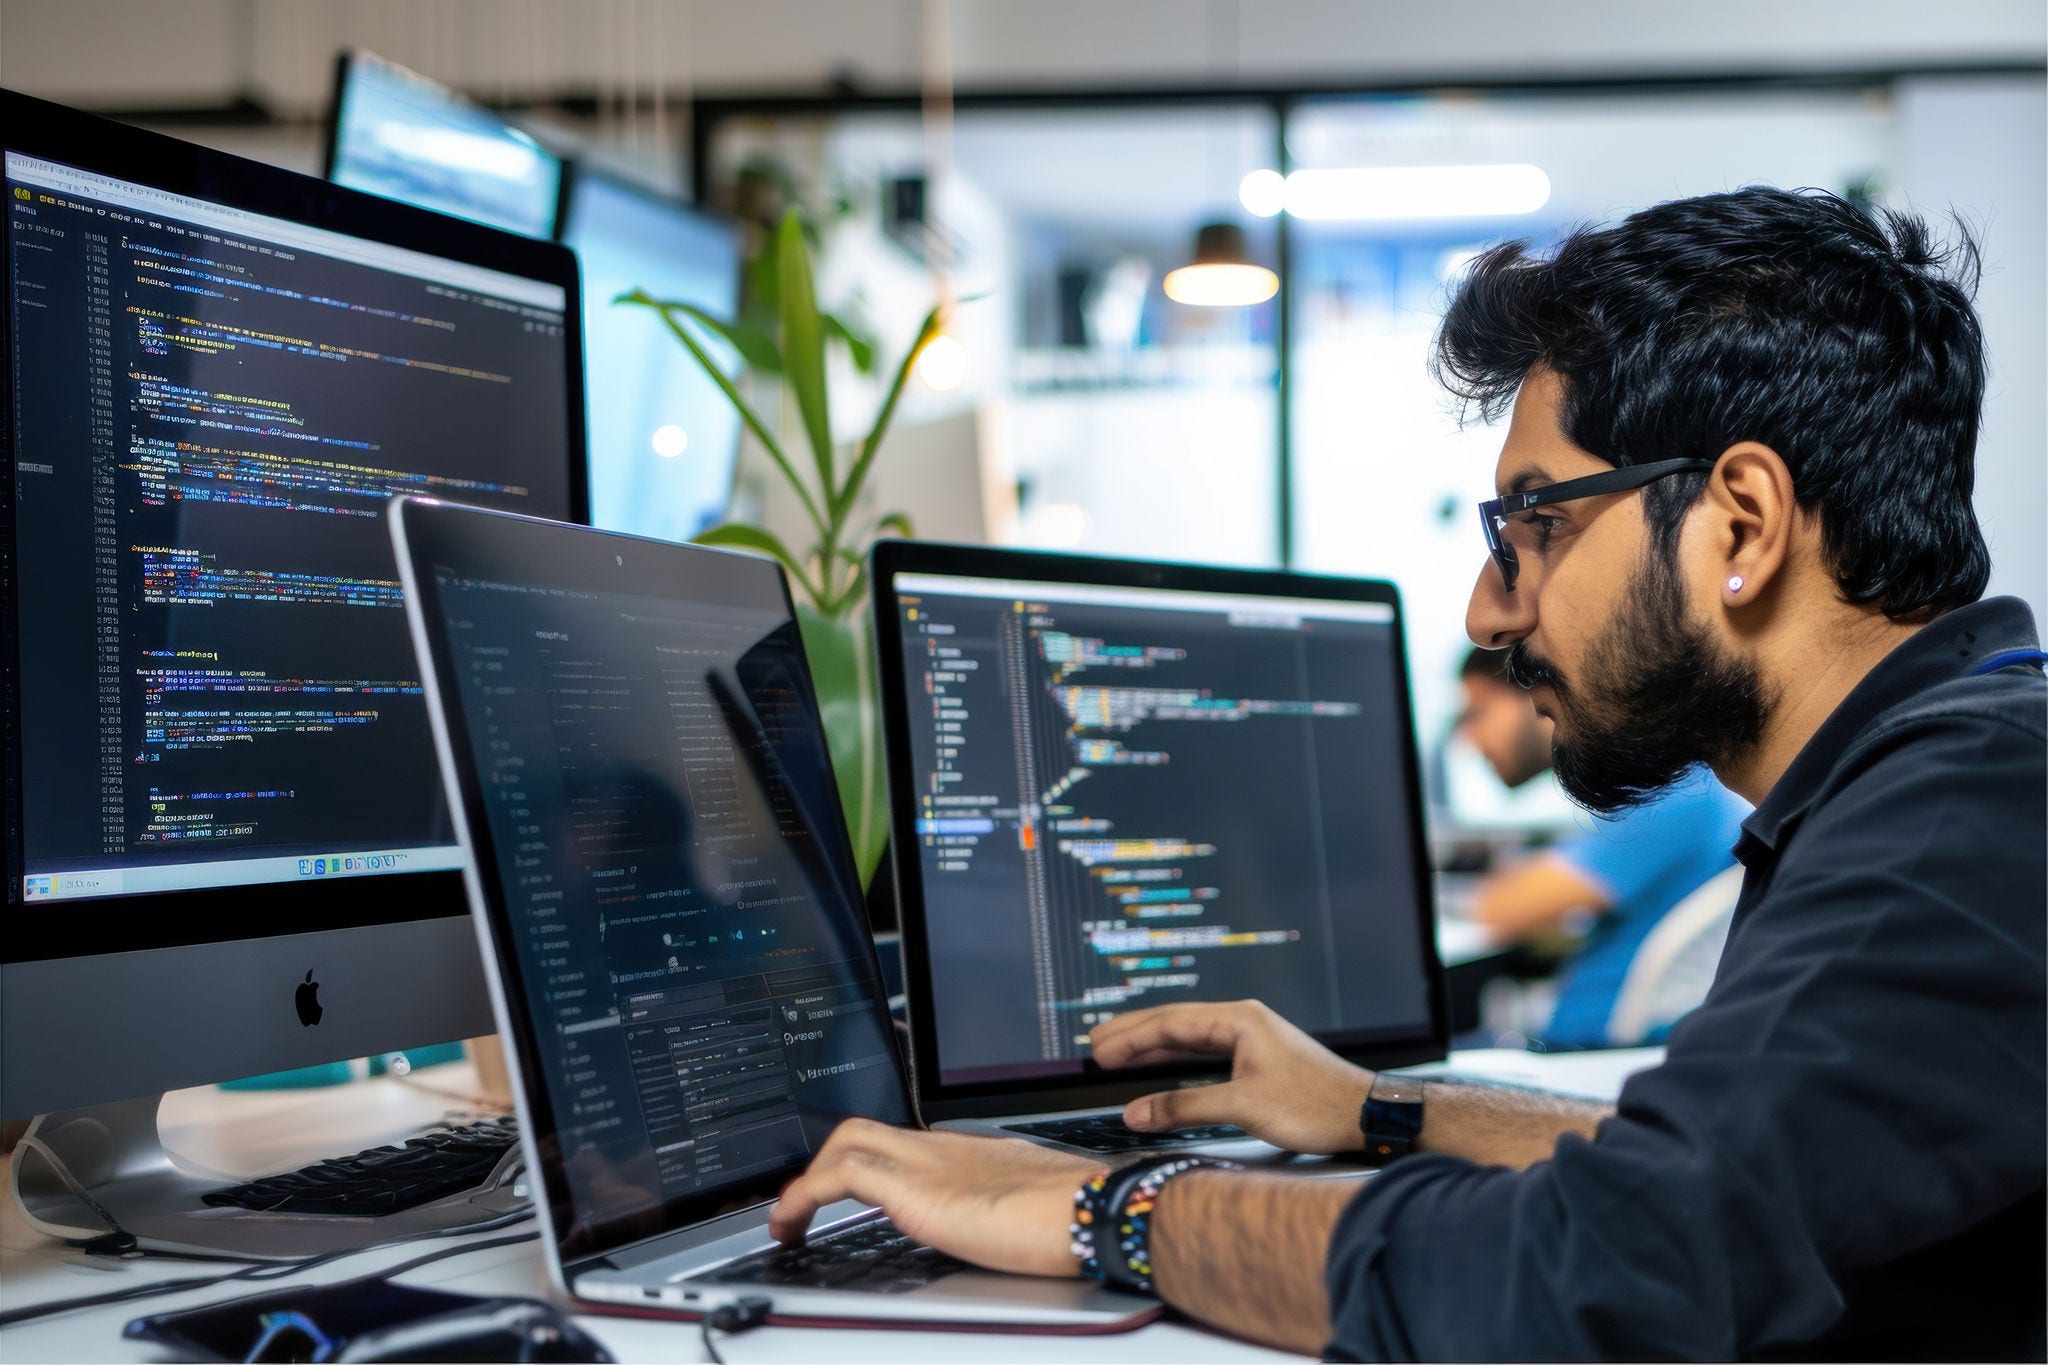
[1070,1155,1243,1295]
[1069,1166,1115,1281]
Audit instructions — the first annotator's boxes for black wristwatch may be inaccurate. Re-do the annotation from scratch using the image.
[1359,1073,1426,1163]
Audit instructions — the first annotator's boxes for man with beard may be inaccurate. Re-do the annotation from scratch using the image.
[1453,645,1747,1048]
[764,189,2046,1360]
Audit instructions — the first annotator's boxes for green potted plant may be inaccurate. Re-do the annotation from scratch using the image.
[619,208,945,889]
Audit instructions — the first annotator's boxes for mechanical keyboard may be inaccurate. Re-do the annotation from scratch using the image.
[699,1218,969,1294]
[200,1116,523,1217]
[1002,1113,1249,1152]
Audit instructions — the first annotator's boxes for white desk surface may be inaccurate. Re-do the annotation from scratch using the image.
[1434,916,1502,968]
[0,1049,1658,1363]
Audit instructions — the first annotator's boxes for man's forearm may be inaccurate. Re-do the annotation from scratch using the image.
[1143,1081,1607,1352]
[1418,1078,1610,1167]
[1151,1170,1362,1355]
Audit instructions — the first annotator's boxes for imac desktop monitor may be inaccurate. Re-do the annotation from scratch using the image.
[559,167,742,544]
[326,49,564,240]
[869,542,1447,1122]
[1,88,587,1129]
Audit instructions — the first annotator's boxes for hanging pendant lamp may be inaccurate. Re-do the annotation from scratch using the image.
[1162,221,1278,307]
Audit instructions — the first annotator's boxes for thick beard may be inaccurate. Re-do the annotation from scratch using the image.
[1510,549,1771,816]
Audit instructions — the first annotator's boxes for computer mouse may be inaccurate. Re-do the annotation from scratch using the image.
[336,1297,615,1362]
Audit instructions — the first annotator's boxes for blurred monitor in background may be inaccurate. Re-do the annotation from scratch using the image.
[560,167,743,543]
[326,48,562,239]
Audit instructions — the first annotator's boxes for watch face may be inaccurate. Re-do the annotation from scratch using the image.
[1371,1077,1427,1107]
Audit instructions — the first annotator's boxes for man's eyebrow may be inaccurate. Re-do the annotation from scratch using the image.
[1502,466,1556,496]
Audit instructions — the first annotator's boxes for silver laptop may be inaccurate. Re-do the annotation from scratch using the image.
[392,498,1152,1331]
[867,542,1448,1160]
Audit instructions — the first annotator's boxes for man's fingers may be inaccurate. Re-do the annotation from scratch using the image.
[769,1168,846,1244]
[1122,1081,1240,1132]
[1088,1001,1254,1070]
[1099,1043,1210,1070]
[767,1119,905,1244]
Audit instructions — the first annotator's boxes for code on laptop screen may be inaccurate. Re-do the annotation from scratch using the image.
[889,572,1435,1088]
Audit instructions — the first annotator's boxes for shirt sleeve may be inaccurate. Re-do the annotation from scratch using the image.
[1324,714,2046,1361]
[1550,775,1732,913]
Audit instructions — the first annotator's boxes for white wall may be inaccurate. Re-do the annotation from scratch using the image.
[1892,74,2048,625]
[2,0,2042,114]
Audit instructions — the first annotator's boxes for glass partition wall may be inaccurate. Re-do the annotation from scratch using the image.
[707,104,1283,568]
[700,76,2030,828]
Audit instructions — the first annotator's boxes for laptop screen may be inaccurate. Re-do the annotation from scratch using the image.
[877,554,1440,1095]
[407,508,909,1258]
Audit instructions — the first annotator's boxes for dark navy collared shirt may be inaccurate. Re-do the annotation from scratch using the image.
[1325,597,2046,1361]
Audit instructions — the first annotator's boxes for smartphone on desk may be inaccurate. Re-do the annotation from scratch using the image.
[125,1280,613,1362]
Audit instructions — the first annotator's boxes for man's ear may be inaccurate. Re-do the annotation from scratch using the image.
[1704,443,1797,610]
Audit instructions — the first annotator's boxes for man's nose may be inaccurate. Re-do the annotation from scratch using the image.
[1466,560,1535,649]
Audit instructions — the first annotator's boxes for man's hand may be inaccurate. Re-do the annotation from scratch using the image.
[1088,1000,1374,1155]
[769,1120,1103,1277]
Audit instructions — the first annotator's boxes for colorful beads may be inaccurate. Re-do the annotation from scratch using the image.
[1068,1156,1243,1295]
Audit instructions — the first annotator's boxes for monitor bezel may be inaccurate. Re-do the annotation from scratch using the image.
[0,87,590,964]
[868,539,1450,1119]
[394,497,912,1266]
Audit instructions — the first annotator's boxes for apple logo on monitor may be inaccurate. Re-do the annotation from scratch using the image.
[296,969,324,1027]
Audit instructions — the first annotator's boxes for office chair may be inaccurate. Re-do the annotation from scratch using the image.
[1606,866,1746,1047]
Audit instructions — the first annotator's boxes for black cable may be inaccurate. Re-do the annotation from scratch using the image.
[699,1296,773,1364]
[0,1212,536,1329]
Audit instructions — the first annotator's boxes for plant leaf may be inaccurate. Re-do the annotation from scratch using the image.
[833,303,944,524]
[693,521,800,570]
[746,223,782,311]
[823,313,875,374]
[868,511,914,542]
[693,523,820,602]
[640,301,828,540]
[794,604,888,886]
[774,210,836,504]
[621,290,782,374]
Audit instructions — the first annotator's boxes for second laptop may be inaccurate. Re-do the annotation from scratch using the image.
[868,540,1448,1157]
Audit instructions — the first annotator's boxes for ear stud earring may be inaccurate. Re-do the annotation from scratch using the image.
[1728,575,1745,594]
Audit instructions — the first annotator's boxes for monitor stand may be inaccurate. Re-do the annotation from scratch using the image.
[12,1094,528,1262]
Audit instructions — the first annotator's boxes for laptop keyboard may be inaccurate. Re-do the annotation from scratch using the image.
[698,1218,971,1295]
[1002,1113,1249,1152]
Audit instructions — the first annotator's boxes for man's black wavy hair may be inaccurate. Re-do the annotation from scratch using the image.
[1433,186,1989,620]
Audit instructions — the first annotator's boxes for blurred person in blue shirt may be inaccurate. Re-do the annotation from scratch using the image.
[1455,645,1749,1047]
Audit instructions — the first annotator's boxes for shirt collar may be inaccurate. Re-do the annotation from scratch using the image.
[1735,596,2042,862]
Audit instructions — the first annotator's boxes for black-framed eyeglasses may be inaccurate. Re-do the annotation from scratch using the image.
[1477,457,1715,592]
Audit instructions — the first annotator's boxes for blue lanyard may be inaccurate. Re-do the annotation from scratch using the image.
[1972,648,2048,676]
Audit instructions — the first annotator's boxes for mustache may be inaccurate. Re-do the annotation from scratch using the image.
[1506,642,1562,693]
